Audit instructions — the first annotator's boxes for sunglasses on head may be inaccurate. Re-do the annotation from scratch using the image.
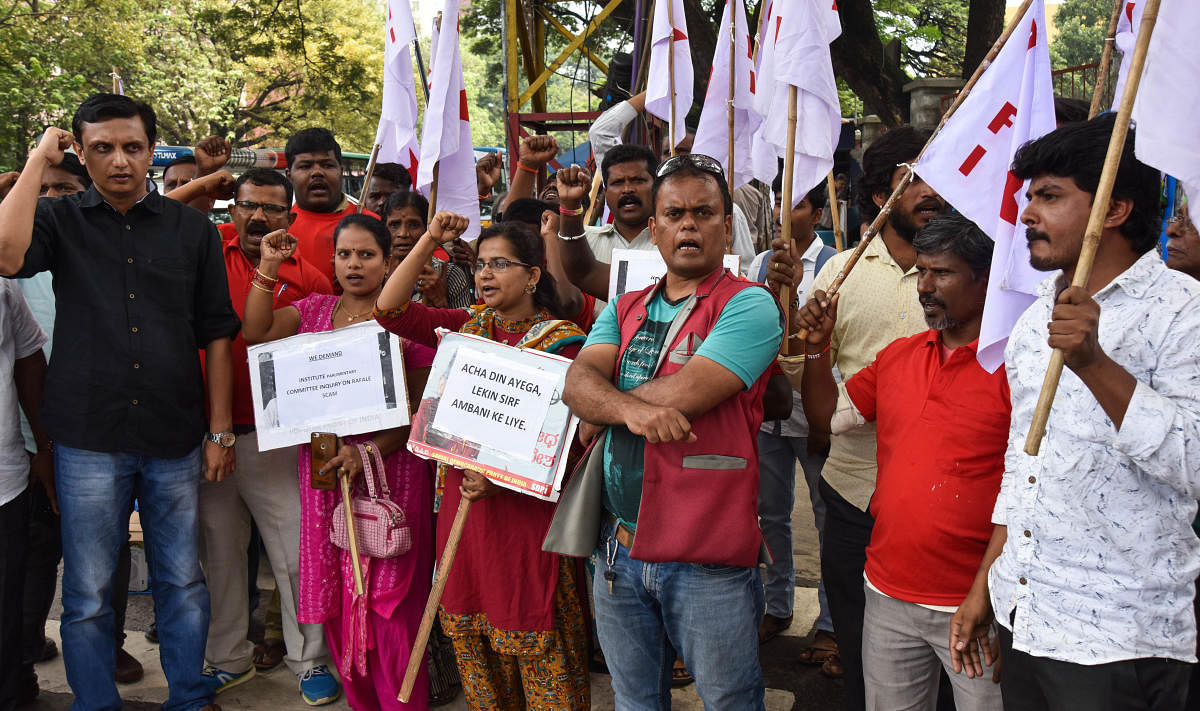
[656,154,725,180]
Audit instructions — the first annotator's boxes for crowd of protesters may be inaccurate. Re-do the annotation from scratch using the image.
[0,89,1197,711]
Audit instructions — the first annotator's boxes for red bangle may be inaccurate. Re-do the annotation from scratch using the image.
[478,193,490,200]
[558,204,584,216]
[516,161,538,175]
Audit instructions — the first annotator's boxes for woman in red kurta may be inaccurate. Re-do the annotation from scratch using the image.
[375,215,589,710]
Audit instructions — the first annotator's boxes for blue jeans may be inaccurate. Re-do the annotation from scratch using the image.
[756,430,832,628]
[593,521,765,710]
[56,444,212,711]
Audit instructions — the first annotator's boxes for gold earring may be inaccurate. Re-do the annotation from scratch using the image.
[524,283,537,294]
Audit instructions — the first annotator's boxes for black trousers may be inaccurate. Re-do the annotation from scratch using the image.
[20,482,61,665]
[819,477,874,711]
[999,624,1191,711]
[1,488,32,711]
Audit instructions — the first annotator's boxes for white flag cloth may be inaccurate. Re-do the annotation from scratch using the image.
[1134,0,1200,206]
[691,0,761,189]
[749,0,842,206]
[645,0,693,146]
[375,0,421,179]
[914,0,1056,372]
[1111,1,1145,112]
[417,0,481,241]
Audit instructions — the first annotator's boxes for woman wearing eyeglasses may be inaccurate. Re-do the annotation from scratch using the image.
[375,213,591,710]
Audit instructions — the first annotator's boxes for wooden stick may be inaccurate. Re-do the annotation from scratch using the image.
[666,0,677,156]
[111,67,120,95]
[356,144,382,213]
[1089,0,1126,119]
[827,170,843,251]
[582,169,604,225]
[725,0,736,255]
[793,0,1034,340]
[1024,0,1161,456]
[779,85,798,356]
[427,163,440,222]
[398,496,473,703]
[339,475,366,596]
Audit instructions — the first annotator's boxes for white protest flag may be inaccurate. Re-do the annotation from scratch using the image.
[914,0,1055,372]
[750,0,842,205]
[417,0,481,241]
[1133,1,1200,207]
[375,0,421,179]
[691,0,761,188]
[645,0,693,146]
[1111,1,1144,112]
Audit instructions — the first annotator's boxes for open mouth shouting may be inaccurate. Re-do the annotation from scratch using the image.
[914,198,943,221]
[674,236,703,255]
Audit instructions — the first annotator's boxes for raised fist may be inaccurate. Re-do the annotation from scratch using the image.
[207,170,237,200]
[555,165,591,209]
[428,211,470,243]
[194,136,232,176]
[33,128,75,169]
[476,153,503,194]
[260,229,298,264]
[0,172,18,200]
[519,135,559,167]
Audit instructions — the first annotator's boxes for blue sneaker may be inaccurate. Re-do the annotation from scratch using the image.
[201,664,255,695]
[299,665,341,706]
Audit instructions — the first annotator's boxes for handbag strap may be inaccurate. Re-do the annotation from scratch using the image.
[354,443,380,500]
[355,441,391,500]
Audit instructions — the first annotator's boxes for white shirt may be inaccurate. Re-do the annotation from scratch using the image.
[990,251,1200,664]
[749,236,826,438]
[17,273,54,453]
[0,280,49,505]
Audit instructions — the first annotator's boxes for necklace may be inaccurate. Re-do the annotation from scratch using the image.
[334,298,374,323]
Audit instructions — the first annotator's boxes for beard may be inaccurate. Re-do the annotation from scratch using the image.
[921,296,962,331]
[889,209,921,243]
[1025,227,1057,271]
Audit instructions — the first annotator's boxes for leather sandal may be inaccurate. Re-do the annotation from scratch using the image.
[252,641,286,672]
[821,651,845,678]
[796,630,839,665]
[671,658,694,687]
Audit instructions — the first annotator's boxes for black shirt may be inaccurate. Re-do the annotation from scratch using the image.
[11,185,240,458]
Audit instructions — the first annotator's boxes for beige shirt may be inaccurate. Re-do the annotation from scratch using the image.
[807,235,923,511]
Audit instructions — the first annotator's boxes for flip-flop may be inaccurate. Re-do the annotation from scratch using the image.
[797,630,839,665]
[672,658,694,687]
[253,641,286,672]
[821,651,845,678]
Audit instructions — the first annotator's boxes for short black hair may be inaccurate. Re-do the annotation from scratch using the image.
[234,168,294,206]
[501,198,554,228]
[772,174,827,212]
[857,125,930,221]
[373,162,412,191]
[1053,96,1090,125]
[56,153,92,188]
[381,191,428,226]
[164,155,196,173]
[72,93,157,146]
[285,128,342,168]
[913,212,994,279]
[333,213,390,254]
[652,163,733,217]
[601,144,658,185]
[1012,112,1161,254]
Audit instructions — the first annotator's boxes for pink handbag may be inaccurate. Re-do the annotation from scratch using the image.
[330,442,413,558]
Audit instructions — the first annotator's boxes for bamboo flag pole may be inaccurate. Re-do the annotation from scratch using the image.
[666,0,678,156]
[339,475,366,596]
[1089,0,1126,119]
[398,496,473,702]
[111,68,120,95]
[582,169,604,225]
[427,164,440,222]
[1024,0,1161,456]
[792,0,1034,341]
[726,0,736,255]
[779,85,799,356]
[827,171,844,251]
[356,144,382,213]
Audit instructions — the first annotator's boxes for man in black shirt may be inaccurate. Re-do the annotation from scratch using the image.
[0,94,238,711]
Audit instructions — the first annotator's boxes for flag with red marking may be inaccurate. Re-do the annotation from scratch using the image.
[376,0,421,181]
[914,0,1055,372]
[645,0,693,145]
[1111,1,1144,111]
[692,0,762,189]
[417,0,481,241]
[750,0,842,206]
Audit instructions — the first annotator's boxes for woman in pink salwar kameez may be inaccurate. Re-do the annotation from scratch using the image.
[244,213,435,710]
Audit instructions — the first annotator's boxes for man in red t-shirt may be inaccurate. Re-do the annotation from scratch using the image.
[197,168,339,704]
[799,213,1009,711]
[285,128,377,287]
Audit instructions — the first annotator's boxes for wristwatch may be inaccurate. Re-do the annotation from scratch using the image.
[206,431,237,448]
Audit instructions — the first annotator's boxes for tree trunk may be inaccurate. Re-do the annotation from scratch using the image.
[963,0,1005,78]
[829,0,909,126]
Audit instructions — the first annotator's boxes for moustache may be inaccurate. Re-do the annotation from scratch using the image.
[246,222,270,236]
[919,296,945,309]
[1025,227,1051,244]
[618,195,643,208]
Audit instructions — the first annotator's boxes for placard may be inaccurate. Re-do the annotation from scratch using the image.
[408,331,578,501]
[247,321,410,451]
[608,248,742,302]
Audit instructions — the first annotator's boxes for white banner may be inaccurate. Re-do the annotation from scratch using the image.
[247,322,410,451]
[608,248,741,303]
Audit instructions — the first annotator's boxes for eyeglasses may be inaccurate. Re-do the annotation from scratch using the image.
[234,200,290,216]
[656,153,725,180]
[1166,214,1196,233]
[472,257,534,274]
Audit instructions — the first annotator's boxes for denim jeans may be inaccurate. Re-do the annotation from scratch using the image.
[593,520,766,710]
[56,444,213,711]
[756,430,831,626]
